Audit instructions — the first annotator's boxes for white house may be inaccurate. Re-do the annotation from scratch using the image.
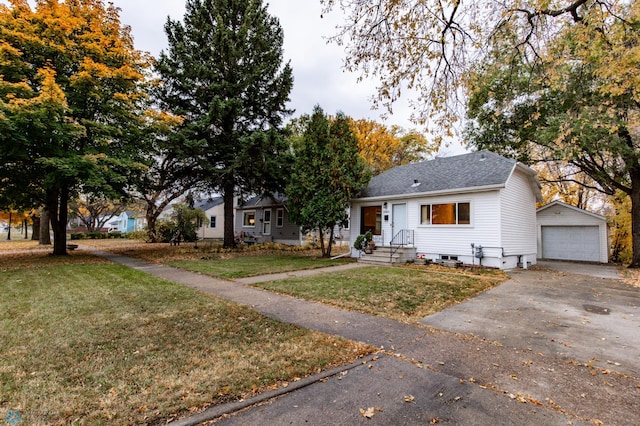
[536,201,608,263]
[194,197,225,240]
[349,150,542,269]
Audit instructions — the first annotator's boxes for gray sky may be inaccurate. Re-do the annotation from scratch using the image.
[113,0,416,130]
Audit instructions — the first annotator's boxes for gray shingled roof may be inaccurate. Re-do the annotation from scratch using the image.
[195,197,224,211]
[357,151,517,199]
[239,193,287,209]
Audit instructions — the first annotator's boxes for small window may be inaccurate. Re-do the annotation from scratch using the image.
[420,205,430,225]
[243,211,255,227]
[209,216,217,228]
[276,208,284,227]
[458,203,470,224]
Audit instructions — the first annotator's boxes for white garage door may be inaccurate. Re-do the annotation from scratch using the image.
[541,226,600,262]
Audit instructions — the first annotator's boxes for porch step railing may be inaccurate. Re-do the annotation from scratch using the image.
[390,229,414,262]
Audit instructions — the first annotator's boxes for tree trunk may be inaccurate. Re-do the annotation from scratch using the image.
[39,210,51,245]
[23,219,28,239]
[31,212,40,241]
[145,202,160,242]
[48,186,69,256]
[318,227,326,257]
[6,211,11,241]
[630,167,640,268]
[325,226,335,258]
[223,177,236,248]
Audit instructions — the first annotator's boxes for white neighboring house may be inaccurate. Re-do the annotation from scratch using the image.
[349,150,543,269]
[536,201,608,263]
[195,197,225,240]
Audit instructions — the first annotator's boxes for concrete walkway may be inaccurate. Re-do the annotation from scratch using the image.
[89,249,640,425]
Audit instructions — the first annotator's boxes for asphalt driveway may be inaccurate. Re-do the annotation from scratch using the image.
[420,261,640,376]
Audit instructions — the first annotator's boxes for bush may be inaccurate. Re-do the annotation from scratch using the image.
[124,230,146,240]
[157,221,178,243]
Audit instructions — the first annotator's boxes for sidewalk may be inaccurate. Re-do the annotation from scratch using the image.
[92,249,639,425]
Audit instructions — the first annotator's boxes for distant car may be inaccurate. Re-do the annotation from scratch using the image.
[2,226,9,231]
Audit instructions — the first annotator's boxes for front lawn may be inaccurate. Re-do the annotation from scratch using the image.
[0,253,370,425]
[254,266,507,323]
[167,253,353,279]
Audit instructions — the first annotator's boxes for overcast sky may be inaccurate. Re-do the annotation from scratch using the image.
[112,0,417,130]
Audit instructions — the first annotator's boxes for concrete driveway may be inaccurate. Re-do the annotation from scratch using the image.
[420,262,640,376]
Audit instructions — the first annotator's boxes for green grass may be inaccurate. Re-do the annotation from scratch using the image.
[167,254,353,279]
[254,266,505,323]
[0,258,370,425]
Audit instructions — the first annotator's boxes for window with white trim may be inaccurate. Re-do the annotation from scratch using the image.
[243,211,256,227]
[420,202,470,225]
[276,208,284,227]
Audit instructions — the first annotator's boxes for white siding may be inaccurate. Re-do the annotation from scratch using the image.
[197,204,225,239]
[500,168,538,267]
[537,203,608,263]
[351,192,508,268]
[410,191,502,265]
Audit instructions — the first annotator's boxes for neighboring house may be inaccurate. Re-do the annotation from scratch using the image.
[235,194,301,245]
[111,211,146,233]
[194,197,225,240]
[349,150,543,269]
[536,201,608,263]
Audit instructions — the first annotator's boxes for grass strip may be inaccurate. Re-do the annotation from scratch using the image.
[167,254,353,279]
[254,266,506,323]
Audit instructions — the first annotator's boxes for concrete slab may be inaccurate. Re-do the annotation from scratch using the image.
[420,268,640,376]
[536,260,621,279]
[215,355,587,426]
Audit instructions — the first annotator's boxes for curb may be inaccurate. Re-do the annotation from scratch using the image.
[167,353,381,426]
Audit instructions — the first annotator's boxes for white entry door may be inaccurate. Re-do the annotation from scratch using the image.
[263,209,272,235]
[392,203,407,239]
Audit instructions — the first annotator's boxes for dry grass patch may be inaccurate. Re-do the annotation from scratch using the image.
[255,265,508,323]
[0,239,41,252]
[0,250,111,271]
[1,262,371,425]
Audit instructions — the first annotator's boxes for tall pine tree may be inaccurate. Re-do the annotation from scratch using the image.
[156,0,294,247]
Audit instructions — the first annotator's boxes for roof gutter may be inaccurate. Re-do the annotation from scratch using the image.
[351,183,506,203]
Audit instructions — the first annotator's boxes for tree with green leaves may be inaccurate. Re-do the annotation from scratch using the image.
[287,106,371,257]
[321,0,632,134]
[156,0,294,248]
[0,0,149,255]
[465,2,640,266]
[128,108,205,242]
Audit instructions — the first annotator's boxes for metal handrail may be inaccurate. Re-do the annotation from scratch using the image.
[390,229,414,262]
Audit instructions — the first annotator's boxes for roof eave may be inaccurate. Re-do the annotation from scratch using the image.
[352,183,506,202]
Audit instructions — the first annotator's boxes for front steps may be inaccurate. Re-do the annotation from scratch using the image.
[357,246,417,265]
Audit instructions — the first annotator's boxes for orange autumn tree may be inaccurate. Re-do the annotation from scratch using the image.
[0,0,150,254]
[350,118,435,175]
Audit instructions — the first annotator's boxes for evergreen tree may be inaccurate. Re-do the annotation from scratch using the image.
[287,106,371,257]
[156,0,294,247]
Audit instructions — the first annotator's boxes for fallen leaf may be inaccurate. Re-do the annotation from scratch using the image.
[404,395,415,403]
[360,407,375,418]
[430,418,439,424]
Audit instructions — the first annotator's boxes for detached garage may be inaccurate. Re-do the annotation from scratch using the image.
[536,201,608,263]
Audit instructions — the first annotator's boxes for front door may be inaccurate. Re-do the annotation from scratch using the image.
[263,209,272,235]
[392,203,407,240]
